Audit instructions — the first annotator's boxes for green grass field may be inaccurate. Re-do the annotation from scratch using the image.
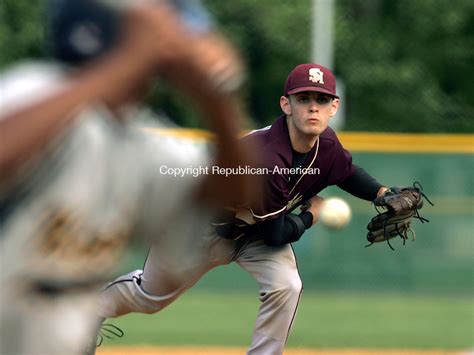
[101,290,473,351]
[103,151,473,352]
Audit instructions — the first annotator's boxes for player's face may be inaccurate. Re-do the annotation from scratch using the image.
[280,92,339,137]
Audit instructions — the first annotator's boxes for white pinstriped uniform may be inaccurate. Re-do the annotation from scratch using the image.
[0,63,211,355]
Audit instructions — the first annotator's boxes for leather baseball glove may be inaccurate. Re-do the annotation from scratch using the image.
[366,182,434,250]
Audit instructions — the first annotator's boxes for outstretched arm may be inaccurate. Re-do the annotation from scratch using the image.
[338,165,388,201]
[0,1,189,177]
[1,1,256,206]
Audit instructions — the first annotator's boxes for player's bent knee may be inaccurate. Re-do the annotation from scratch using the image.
[140,304,163,315]
[134,282,183,314]
[292,276,303,294]
[284,275,303,299]
[261,273,302,304]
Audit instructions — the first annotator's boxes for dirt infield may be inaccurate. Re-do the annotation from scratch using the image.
[97,346,468,355]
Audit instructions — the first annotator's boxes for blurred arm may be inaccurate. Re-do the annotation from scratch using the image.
[0,50,156,178]
[1,0,257,206]
[0,1,188,178]
[164,27,256,206]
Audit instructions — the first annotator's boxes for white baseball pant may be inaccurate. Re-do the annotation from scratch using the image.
[98,210,303,355]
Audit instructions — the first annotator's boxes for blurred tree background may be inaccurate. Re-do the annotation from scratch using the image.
[0,0,472,132]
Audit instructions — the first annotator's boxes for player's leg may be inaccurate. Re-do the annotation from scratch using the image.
[96,225,237,319]
[97,248,210,318]
[236,239,303,355]
[86,234,235,354]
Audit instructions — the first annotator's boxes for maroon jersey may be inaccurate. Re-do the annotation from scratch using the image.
[240,115,355,223]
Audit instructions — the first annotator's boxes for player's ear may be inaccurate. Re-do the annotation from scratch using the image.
[280,96,291,115]
[329,98,340,117]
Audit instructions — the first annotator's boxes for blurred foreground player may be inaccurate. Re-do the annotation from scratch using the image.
[0,1,255,354]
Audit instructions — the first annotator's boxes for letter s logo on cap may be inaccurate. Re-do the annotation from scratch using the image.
[309,68,324,84]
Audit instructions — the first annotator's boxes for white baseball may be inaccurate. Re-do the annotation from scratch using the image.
[319,197,352,230]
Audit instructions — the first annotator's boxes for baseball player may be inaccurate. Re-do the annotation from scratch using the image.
[0,1,254,354]
[93,63,398,354]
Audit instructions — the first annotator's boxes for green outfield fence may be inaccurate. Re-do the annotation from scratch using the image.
[119,130,474,296]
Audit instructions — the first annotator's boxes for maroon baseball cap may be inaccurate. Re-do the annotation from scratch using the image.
[284,63,339,98]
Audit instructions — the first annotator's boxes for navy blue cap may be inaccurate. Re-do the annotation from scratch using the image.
[46,0,121,65]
